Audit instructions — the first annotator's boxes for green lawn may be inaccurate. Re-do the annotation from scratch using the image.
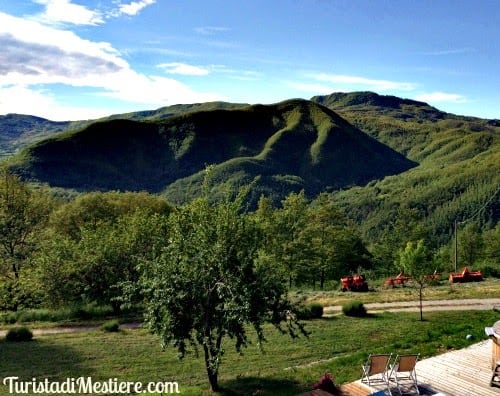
[1,310,498,395]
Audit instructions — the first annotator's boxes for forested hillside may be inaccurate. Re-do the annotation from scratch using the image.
[9,99,415,205]
[310,92,499,253]
[0,114,74,158]
[1,92,498,282]
[0,103,247,161]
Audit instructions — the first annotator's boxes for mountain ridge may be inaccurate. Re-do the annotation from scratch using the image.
[9,98,416,206]
[2,91,498,245]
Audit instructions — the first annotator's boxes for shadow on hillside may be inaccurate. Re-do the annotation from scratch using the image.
[0,338,94,384]
[218,376,305,395]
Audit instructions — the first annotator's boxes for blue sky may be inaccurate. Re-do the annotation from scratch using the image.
[0,0,499,121]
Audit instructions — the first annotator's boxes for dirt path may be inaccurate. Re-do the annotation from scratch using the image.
[323,298,500,315]
[0,322,141,337]
[1,298,499,337]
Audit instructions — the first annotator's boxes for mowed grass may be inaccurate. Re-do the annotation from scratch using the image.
[293,278,500,307]
[1,310,498,395]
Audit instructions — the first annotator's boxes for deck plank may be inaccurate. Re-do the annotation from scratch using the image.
[340,340,498,396]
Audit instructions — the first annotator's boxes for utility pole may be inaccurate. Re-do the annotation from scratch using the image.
[454,220,458,272]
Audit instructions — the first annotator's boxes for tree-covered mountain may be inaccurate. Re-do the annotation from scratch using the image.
[0,114,75,158]
[9,99,415,206]
[0,102,247,160]
[2,91,499,249]
[311,92,500,247]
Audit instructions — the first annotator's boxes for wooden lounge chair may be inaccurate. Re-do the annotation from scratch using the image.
[361,353,392,393]
[389,354,420,395]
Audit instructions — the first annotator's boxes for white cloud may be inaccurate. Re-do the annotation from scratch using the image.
[420,48,474,56]
[0,12,225,120]
[30,0,157,25]
[195,26,230,36]
[32,0,104,25]
[0,12,126,84]
[0,85,112,120]
[310,73,417,92]
[118,0,156,16]
[158,62,211,76]
[414,92,467,103]
[96,69,224,105]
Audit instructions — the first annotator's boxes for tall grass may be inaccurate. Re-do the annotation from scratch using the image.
[0,304,140,325]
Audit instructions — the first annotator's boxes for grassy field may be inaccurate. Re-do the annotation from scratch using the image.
[292,278,500,307]
[1,309,499,395]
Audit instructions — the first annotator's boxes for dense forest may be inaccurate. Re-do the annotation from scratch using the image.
[0,92,498,312]
[0,168,497,312]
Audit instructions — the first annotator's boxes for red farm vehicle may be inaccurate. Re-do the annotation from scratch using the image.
[384,272,412,287]
[449,267,483,283]
[341,274,369,292]
[384,271,442,287]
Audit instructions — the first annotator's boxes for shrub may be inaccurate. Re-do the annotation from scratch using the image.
[295,303,323,320]
[308,303,324,319]
[69,304,114,321]
[5,326,33,342]
[477,263,500,278]
[342,300,367,317]
[0,312,18,324]
[101,320,120,332]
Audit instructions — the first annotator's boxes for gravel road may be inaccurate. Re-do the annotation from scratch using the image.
[323,298,500,315]
[1,299,499,336]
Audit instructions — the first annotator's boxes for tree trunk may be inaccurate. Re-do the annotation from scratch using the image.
[203,345,219,392]
[111,300,121,315]
[419,286,423,321]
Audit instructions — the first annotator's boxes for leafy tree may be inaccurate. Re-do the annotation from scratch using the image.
[36,210,169,310]
[136,182,305,391]
[397,240,434,321]
[255,191,309,288]
[300,193,371,288]
[49,191,171,241]
[458,221,483,268]
[475,224,500,277]
[372,205,429,275]
[0,170,53,281]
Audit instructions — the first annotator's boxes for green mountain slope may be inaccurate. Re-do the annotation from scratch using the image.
[102,101,247,122]
[10,99,416,205]
[0,114,76,158]
[3,91,499,248]
[0,103,247,160]
[311,92,500,245]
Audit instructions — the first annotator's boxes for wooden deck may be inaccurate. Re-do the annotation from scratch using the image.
[340,339,499,396]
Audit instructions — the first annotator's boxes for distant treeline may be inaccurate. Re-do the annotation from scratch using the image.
[0,169,498,312]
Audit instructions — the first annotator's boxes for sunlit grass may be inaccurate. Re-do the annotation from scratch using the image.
[293,278,500,307]
[1,310,498,395]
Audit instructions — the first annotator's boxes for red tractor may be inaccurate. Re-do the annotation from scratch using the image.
[449,267,483,283]
[341,274,369,292]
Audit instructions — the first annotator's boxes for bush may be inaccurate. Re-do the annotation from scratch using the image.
[101,320,120,332]
[69,304,114,321]
[342,300,367,317]
[308,303,324,318]
[0,312,18,324]
[5,326,33,342]
[477,263,500,278]
[295,303,323,320]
